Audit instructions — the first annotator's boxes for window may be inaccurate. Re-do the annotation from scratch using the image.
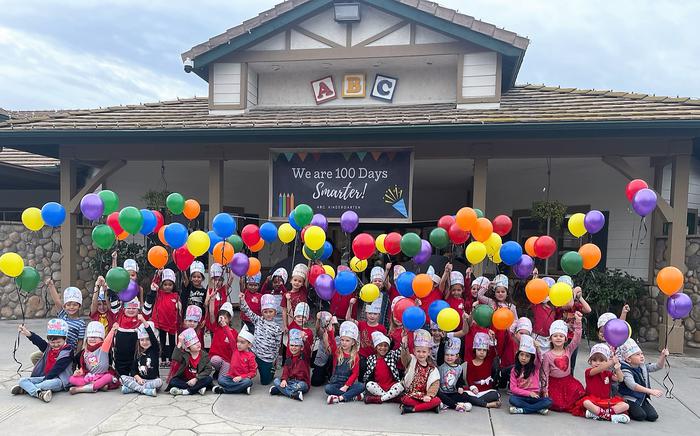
[661,209,698,236]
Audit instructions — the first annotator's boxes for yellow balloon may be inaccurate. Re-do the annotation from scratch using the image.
[0,252,24,277]
[437,307,460,332]
[465,241,487,264]
[21,207,44,232]
[490,250,502,264]
[568,213,587,238]
[549,282,573,307]
[278,223,296,244]
[323,264,336,278]
[375,234,388,254]
[186,230,210,257]
[350,257,368,273]
[304,225,325,251]
[484,232,502,256]
[360,283,380,303]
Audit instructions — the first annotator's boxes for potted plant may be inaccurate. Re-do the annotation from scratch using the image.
[531,200,567,232]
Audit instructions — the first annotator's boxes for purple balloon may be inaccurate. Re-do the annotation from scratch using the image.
[311,213,328,231]
[413,239,432,265]
[340,211,359,233]
[632,188,657,217]
[584,210,605,234]
[667,292,692,319]
[80,193,104,221]
[118,280,140,302]
[603,318,630,347]
[513,254,535,279]
[543,277,556,287]
[315,274,335,301]
[230,252,250,277]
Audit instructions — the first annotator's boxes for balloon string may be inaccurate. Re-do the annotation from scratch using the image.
[635,218,646,252]
[627,217,636,266]
[12,285,27,376]
[662,320,676,399]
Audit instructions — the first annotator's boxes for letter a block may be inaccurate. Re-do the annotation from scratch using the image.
[311,76,337,105]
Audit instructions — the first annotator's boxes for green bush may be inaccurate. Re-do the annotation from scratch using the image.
[88,240,155,288]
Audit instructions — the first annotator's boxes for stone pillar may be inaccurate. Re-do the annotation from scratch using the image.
[60,157,77,290]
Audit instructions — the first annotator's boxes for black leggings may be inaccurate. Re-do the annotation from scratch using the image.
[626,399,658,421]
[465,390,500,407]
[311,356,333,387]
[158,330,175,362]
[113,330,138,376]
[438,391,471,409]
[168,376,213,394]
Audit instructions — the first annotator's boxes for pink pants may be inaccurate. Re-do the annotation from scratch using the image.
[69,373,113,390]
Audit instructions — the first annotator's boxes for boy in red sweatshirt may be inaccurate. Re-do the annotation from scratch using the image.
[212,323,257,395]
[270,329,311,401]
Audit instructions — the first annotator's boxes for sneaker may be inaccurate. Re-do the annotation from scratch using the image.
[269,386,280,396]
[246,386,251,395]
[10,385,24,395]
[143,388,157,397]
[538,409,549,415]
[439,403,449,411]
[400,404,414,415]
[509,407,524,414]
[69,387,78,395]
[198,387,206,395]
[293,391,303,401]
[38,390,52,403]
[170,387,184,396]
[456,402,472,412]
[355,392,364,402]
[327,394,339,404]
[611,414,630,424]
[585,410,600,420]
[434,404,441,414]
[121,385,135,394]
[212,386,223,394]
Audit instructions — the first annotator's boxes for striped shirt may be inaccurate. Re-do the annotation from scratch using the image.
[57,309,86,349]
[241,299,282,363]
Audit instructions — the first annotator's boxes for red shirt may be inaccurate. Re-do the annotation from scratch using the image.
[495,329,516,368]
[414,288,442,319]
[387,285,400,302]
[185,354,200,381]
[152,290,180,334]
[44,345,67,374]
[390,328,414,353]
[446,296,467,330]
[532,303,559,337]
[209,286,228,321]
[374,355,395,390]
[208,324,234,361]
[281,353,311,386]
[241,290,261,323]
[358,321,387,358]
[286,321,314,360]
[561,302,584,340]
[116,311,141,330]
[467,355,495,392]
[585,368,613,398]
[330,292,357,320]
[90,310,116,334]
[282,286,308,318]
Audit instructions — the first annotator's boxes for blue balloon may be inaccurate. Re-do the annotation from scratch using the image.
[259,222,278,243]
[40,202,66,227]
[334,271,358,296]
[212,213,236,238]
[139,209,157,235]
[428,300,450,323]
[288,211,301,231]
[500,241,523,266]
[164,223,188,249]
[396,272,416,297]
[402,306,427,332]
[207,231,224,254]
[321,241,333,260]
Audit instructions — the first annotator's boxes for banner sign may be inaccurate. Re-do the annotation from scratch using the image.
[270,149,413,222]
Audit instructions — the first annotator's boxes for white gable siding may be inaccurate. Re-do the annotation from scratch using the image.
[290,29,332,49]
[298,7,347,46]
[366,24,411,46]
[661,157,700,213]
[415,25,456,44]
[351,6,403,45]
[461,52,498,98]
[247,33,286,51]
[212,63,241,105]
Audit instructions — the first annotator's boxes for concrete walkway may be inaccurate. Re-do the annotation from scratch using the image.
[1,319,698,435]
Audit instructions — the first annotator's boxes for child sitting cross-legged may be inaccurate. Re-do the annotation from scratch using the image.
[168,328,214,396]
[618,338,668,422]
[120,318,162,396]
[436,337,471,412]
[399,329,442,414]
[270,329,311,401]
[362,331,404,404]
[212,322,256,395]
[69,321,117,394]
[508,335,552,415]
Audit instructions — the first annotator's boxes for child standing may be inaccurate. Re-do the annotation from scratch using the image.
[270,329,310,401]
[311,311,337,387]
[212,323,256,395]
[69,321,117,394]
[181,261,207,320]
[541,316,585,412]
[241,294,283,385]
[468,276,490,315]
[619,338,668,422]
[109,295,143,376]
[465,332,501,408]
[363,331,404,404]
[560,283,592,372]
[399,329,442,414]
[123,258,144,304]
[359,266,391,328]
[169,328,214,395]
[183,305,205,346]
[46,279,86,358]
[440,265,469,330]
[120,319,162,396]
[436,337,472,412]
[509,335,552,415]
[240,272,262,333]
[282,264,309,331]
[323,321,365,404]
[262,268,288,328]
[208,302,235,378]
[347,297,388,361]
[146,268,180,367]
[90,276,115,334]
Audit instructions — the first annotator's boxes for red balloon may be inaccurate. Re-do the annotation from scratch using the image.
[492,215,513,237]
[438,215,455,231]
[172,246,194,271]
[106,212,124,235]
[448,223,469,244]
[308,264,325,286]
[352,233,375,260]
[626,179,648,202]
[152,210,164,233]
[534,235,557,259]
[241,224,261,247]
[384,232,402,256]
[393,298,416,322]
[300,225,309,242]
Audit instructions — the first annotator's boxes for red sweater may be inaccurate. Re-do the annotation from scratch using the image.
[330,292,357,320]
[208,324,234,361]
[152,290,180,334]
[281,353,311,387]
[241,290,262,323]
[358,321,387,358]
[286,321,313,360]
[223,326,257,379]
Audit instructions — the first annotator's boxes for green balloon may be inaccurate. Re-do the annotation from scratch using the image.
[166,192,185,215]
[474,208,484,219]
[294,204,313,227]
[106,267,130,292]
[473,304,494,328]
[16,267,40,292]
[429,227,449,249]
[400,232,421,257]
[227,234,244,252]
[92,224,116,250]
[118,206,143,235]
[304,245,323,260]
[560,251,583,275]
[98,190,119,216]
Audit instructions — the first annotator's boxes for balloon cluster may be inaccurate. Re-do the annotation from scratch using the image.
[0,252,41,293]
[21,201,67,232]
[626,179,657,217]
[523,275,576,307]
[656,266,693,320]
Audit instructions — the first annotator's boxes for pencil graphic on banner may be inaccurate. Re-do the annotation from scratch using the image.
[290,193,295,211]
[282,193,287,217]
[278,194,283,217]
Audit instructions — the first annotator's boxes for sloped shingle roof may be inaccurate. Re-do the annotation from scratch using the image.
[0,148,59,168]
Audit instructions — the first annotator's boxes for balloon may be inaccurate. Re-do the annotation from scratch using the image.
[360,283,380,303]
[579,243,602,270]
[186,230,210,257]
[308,264,325,286]
[429,227,449,249]
[158,225,168,246]
[315,274,335,301]
[584,210,605,234]
[400,232,421,257]
[484,233,502,257]
[490,250,502,264]
[549,282,573,307]
[212,241,234,264]
[437,215,455,231]
[118,280,140,302]
[164,223,187,249]
[567,213,587,238]
[302,245,321,261]
[79,194,104,221]
[98,190,119,215]
[152,210,164,233]
[0,252,24,277]
[560,251,583,275]
[340,211,359,233]
[412,273,433,298]
[667,292,692,319]
[632,188,657,217]
[397,272,416,297]
[626,179,648,202]
[228,234,244,252]
[106,267,130,292]
[428,300,450,323]
[413,240,432,265]
[472,218,493,242]
[311,213,328,231]
[533,235,556,259]
[352,233,375,260]
[139,209,157,235]
[293,204,313,227]
[499,241,523,266]
[147,246,168,269]
[212,213,236,238]
[335,271,357,296]
[249,238,265,253]
[465,241,487,264]
[166,193,185,215]
[448,223,469,245]
[41,202,65,227]
[91,224,116,250]
[21,207,44,232]
[241,224,261,248]
[492,215,513,237]
[230,252,250,277]
[323,264,335,278]
[106,212,123,235]
[118,206,143,235]
[384,232,402,255]
[474,208,484,218]
[436,307,460,332]
[350,256,368,273]
[513,254,535,279]
[15,266,40,292]
[656,266,683,296]
[318,241,332,261]
[472,304,494,328]
[524,236,538,257]
[375,234,387,254]
[304,225,326,251]
[455,207,477,231]
[172,246,195,271]
[402,306,426,331]
[542,277,556,287]
[604,318,630,347]
[278,223,296,244]
[183,199,200,220]
[525,278,549,304]
[259,222,278,243]
[393,298,416,322]
[286,211,300,231]
[117,231,129,241]
[492,307,515,330]
[247,257,261,276]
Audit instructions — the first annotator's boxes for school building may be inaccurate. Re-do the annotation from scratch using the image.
[1,0,700,351]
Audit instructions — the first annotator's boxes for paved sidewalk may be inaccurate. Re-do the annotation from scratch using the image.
[1,319,698,435]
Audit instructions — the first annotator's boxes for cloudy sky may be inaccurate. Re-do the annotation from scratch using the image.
[1,0,698,110]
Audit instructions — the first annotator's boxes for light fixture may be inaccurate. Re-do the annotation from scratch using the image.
[334,2,361,22]
[271,65,281,71]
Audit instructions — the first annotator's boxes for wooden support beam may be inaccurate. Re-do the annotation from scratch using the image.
[60,158,77,290]
[209,160,224,219]
[67,159,126,213]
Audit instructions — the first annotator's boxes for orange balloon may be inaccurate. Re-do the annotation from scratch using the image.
[525,278,549,304]
[472,218,493,242]
[412,273,433,298]
[249,239,265,253]
[183,199,201,220]
[492,307,515,330]
[456,207,477,231]
[579,243,602,270]
[158,225,169,246]
[656,266,683,296]
[524,236,538,258]
[213,241,234,264]
[247,257,261,276]
[148,246,169,269]
[117,231,129,241]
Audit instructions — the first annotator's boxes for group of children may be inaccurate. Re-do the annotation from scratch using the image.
[12,258,669,424]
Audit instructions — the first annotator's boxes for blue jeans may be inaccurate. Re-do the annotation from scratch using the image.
[218,375,253,394]
[509,394,553,414]
[273,378,309,398]
[18,376,64,397]
[324,381,365,401]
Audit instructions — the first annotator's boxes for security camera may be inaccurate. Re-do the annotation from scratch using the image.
[183,58,194,73]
